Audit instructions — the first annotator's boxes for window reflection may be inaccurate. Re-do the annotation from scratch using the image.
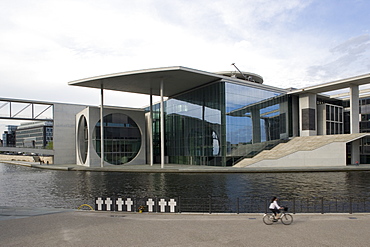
[150,80,290,166]
[93,113,141,165]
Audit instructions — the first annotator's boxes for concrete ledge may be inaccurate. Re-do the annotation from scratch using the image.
[2,160,370,173]
[30,164,71,171]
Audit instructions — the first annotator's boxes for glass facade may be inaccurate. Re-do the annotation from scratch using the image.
[359,97,370,163]
[150,79,291,166]
[225,83,290,164]
[93,113,141,165]
[165,82,224,166]
[324,104,344,135]
[15,122,53,148]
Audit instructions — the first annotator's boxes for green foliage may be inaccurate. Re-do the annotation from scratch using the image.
[45,141,53,150]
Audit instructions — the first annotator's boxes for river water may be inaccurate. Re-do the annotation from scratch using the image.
[1,162,370,210]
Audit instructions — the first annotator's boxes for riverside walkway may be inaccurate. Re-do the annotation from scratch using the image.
[2,160,370,173]
[1,207,370,246]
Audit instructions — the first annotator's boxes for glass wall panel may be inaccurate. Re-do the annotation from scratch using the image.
[225,82,289,159]
[149,80,290,166]
[164,82,223,166]
[93,113,141,165]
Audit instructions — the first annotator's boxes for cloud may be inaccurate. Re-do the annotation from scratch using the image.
[306,34,370,83]
[1,0,370,110]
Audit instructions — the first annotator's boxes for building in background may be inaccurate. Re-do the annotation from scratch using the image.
[15,121,53,148]
[0,100,86,164]
[1,125,17,147]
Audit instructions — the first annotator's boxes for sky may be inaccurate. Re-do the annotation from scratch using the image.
[1,0,370,132]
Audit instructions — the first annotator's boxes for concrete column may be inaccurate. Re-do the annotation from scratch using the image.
[100,83,104,168]
[317,104,326,135]
[251,108,261,143]
[350,85,359,134]
[299,93,317,136]
[149,89,153,166]
[350,85,360,165]
[160,79,165,169]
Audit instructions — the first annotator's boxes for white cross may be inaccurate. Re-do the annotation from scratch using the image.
[159,199,167,212]
[126,198,133,212]
[96,197,104,211]
[105,197,113,211]
[116,198,124,211]
[168,199,177,213]
[146,198,155,212]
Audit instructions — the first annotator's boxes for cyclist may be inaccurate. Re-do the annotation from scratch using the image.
[269,197,284,220]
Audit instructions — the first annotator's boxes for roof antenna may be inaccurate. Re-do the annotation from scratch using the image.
[231,63,248,80]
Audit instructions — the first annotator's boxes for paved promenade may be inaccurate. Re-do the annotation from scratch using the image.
[1,207,370,246]
[2,160,370,173]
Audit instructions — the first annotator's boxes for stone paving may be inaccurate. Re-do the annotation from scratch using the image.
[1,208,370,246]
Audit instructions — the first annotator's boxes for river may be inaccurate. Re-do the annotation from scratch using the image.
[1,162,370,211]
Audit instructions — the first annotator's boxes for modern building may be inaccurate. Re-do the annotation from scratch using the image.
[3,66,370,168]
[75,106,146,167]
[1,125,17,147]
[16,121,53,148]
[68,66,370,168]
[0,99,86,164]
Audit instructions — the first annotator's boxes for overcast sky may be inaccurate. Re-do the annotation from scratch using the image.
[1,0,370,131]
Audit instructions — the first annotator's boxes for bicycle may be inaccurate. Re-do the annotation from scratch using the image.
[263,207,293,225]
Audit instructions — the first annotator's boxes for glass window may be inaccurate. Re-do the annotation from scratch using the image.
[150,80,290,166]
[93,113,141,165]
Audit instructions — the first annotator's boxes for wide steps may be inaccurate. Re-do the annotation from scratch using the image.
[234,133,368,167]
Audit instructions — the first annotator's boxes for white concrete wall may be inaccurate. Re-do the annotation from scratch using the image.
[53,103,86,165]
[76,106,146,167]
[317,104,326,135]
[75,107,90,167]
[249,142,346,167]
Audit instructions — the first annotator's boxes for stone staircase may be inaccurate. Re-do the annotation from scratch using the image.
[234,133,369,167]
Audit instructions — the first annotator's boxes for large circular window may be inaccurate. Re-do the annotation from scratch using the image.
[77,115,88,164]
[93,113,141,165]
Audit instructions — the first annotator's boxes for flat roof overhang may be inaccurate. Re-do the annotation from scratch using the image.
[68,66,226,97]
[288,73,370,95]
[68,66,287,98]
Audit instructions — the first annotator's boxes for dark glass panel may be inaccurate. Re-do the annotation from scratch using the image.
[93,113,141,165]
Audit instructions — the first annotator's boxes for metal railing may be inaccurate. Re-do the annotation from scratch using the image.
[93,196,370,214]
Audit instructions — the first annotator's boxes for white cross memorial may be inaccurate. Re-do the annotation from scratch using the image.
[159,199,167,212]
[146,198,155,212]
[125,198,133,212]
[105,197,113,211]
[96,197,104,211]
[169,199,177,213]
[116,198,124,211]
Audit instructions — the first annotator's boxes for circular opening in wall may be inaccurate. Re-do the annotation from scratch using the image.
[93,113,141,165]
[77,115,88,164]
